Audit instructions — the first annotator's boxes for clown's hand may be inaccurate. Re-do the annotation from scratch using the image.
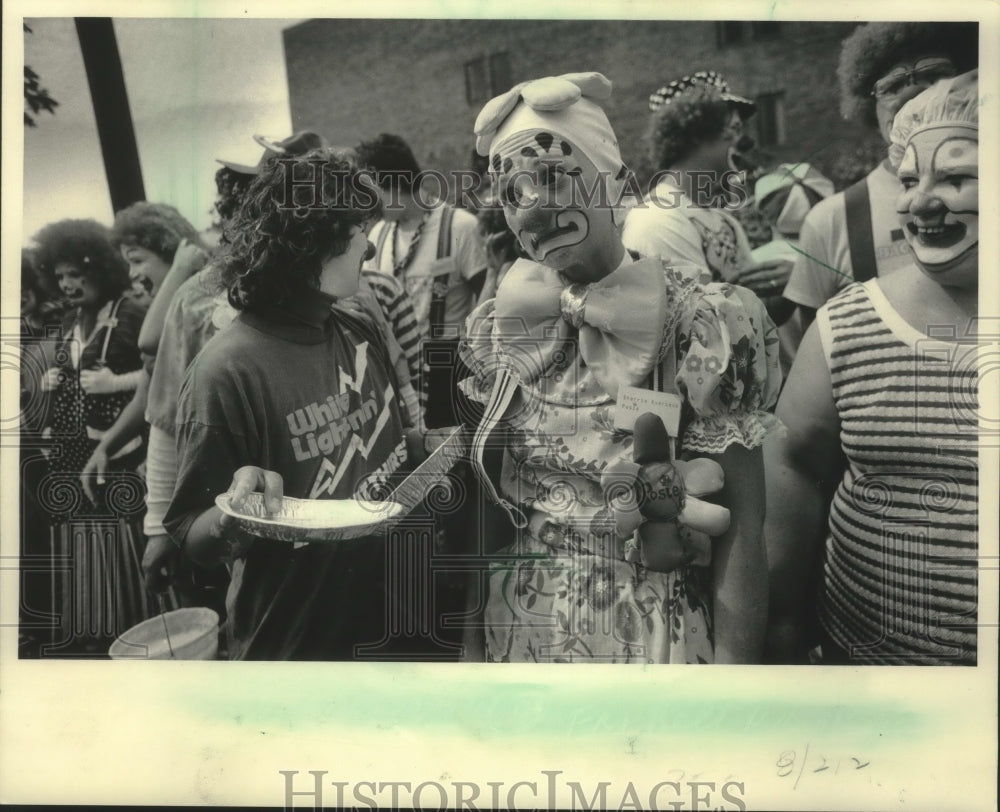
[733,259,793,296]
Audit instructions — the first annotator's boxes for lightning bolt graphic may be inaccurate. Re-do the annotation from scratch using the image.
[338,340,369,396]
[309,383,396,499]
[308,338,396,501]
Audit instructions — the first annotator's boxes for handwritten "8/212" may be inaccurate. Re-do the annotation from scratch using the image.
[776,743,871,789]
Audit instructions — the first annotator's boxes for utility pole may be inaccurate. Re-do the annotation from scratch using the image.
[74,18,145,212]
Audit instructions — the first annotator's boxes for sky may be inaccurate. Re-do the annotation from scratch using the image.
[22,17,299,240]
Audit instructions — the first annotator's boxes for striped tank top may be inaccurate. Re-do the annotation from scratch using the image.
[817,281,978,665]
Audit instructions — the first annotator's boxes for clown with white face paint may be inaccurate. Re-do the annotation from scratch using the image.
[462,72,782,664]
[893,117,978,287]
[763,71,980,666]
[484,75,628,283]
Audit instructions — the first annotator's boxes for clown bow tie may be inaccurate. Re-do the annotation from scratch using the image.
[492,258,668,395]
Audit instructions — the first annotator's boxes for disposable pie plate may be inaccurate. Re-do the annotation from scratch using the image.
[215,426,467,543]
[215,492,403,542]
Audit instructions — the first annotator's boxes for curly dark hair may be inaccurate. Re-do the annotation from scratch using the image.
[110,201,204,264]
[213,167,258,225]
[21,248,61,306]
[217,149,382,311]
[354,132,422,192]
[838,22,979,127]
[645,84,733,171]
[32,219,130,302]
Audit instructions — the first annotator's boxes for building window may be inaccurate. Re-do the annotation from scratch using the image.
[755,91,786,147]
[464,52,511,106]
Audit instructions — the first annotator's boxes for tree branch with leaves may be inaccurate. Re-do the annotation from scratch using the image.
[24,24,59,128]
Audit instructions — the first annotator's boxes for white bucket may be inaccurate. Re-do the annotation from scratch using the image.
[109,607,220,660]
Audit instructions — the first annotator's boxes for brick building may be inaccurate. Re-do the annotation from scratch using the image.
[284,19,882,194]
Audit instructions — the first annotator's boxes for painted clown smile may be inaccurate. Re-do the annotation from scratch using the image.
[906,220,967,248]
[896,129,978,276]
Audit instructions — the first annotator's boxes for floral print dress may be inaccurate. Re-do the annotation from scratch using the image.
[461,257,781,663]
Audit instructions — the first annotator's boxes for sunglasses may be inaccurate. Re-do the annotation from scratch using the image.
[871,58,957,100]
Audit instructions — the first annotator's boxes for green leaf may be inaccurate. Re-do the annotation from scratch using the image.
[500,566,515,615]
[556,609,568,630]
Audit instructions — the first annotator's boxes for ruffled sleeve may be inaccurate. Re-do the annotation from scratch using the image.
[674,282,782,453]
[458,298,499,405]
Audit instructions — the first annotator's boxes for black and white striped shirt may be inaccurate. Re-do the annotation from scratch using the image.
[816,281,978,665]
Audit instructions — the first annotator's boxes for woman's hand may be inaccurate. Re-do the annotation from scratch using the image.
[142,534,178,593]
[216,466,285,560]
[172,238,208,280]
[226,465,284,513]
[182,467,285,568]
[423,426,460,455]
[79,366,120,395]
[81,445,109,503]
[40,367,63,392]
[733,258,793,297]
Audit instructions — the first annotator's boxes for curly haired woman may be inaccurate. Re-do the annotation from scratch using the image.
[80,203,209,493]
[33,218,151,651]
[163,150,411,660]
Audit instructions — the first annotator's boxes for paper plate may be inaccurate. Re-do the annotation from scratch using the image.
[215,492,403,542]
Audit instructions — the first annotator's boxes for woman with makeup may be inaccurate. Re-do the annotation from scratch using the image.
[79,202,208,499]
[765,72,979,666]
[33,218,150,651]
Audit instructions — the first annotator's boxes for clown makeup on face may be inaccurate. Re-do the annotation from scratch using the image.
[54,262,101,310]
[121,244,171,307]
[896,125,978,288]
[721,110,748,173]
[493,129,622,283]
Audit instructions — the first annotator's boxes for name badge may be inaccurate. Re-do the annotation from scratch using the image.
[614,385,682,436]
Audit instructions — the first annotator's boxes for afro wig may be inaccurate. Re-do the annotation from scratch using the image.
[645,83,734,171]
[838,21,979,127]
[32,219,130,302]
[21,248,61,307]
[217,149,382,311]
[110,202,204,264]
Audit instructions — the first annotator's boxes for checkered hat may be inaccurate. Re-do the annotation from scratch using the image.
[648,70,756,118]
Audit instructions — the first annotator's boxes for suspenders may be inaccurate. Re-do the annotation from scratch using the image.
[375,205,456,336]
[844,177,878,284]
[374,218,392,265]
[428,205,455,338]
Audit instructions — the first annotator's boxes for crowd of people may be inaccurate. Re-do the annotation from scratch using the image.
[18,21,980,665]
